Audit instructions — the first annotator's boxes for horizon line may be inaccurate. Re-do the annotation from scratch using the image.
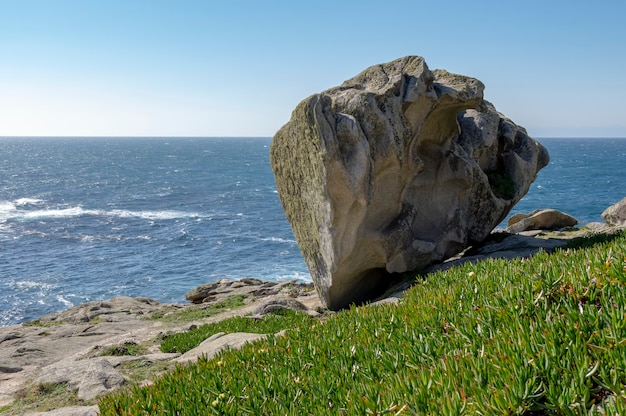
[1,135,626,140]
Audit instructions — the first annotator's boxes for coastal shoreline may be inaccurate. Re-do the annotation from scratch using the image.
[1,219,624,415]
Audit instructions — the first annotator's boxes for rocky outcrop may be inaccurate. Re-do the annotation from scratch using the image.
[506,209,578,233]
[0,278,322,415]
[271,56,549,309]
[184,278,314,305]
[36,296,163,325]
[602,197,626,227]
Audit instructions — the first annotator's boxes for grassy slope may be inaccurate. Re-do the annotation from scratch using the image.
[99,231,626,415]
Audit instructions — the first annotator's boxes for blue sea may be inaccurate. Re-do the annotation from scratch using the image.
[1,137,625,326]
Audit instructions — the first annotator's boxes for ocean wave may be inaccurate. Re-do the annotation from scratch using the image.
[0,308,23,327]
[8,280,57,291]
[21,207,102,219]
[0,200,17,214]
[267,271,311,282]
[0,198,205,222]
[0,198,45,215]
[0,199,98,221]
[109,209,203,220]
[15,198,44,206]
[56,295,74,308]
[260,236,297,244]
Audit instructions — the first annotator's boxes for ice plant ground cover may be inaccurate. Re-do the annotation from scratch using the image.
[159,309,314,354]
[99,231,626,415]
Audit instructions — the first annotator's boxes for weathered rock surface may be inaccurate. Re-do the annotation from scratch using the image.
[506,209,578,233]
[602,197,626,227]
[36,296,164,325]
[271,55,549,309]
[77,360,126,400]
[184,278,311,304]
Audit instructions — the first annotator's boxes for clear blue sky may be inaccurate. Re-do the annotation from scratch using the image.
[1,0,625,138]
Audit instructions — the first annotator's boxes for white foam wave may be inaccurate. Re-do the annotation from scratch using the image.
[109,209,202,220]
[15,198,44,206]
[22,207,102,219]
[270,271,312,282]
[260,236,296,244]
[1,201,203,222]
[0,198,45,217]
[56,295,74,308]
[9,280,56,291]
[0,200,17,214]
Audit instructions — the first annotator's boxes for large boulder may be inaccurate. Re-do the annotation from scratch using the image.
[271,56,549,309]
[602,197,626,227]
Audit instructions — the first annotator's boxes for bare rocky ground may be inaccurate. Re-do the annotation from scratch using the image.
[0,224,619,416]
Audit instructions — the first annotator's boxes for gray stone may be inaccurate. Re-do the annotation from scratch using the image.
[602,197,626,227]
[185,280,229,303]
[427,233,568,272]
[252,298,308,315]
[271,56,548,309]
[584,222,612,233]
[174,332,266,364]
[506,209,578,233]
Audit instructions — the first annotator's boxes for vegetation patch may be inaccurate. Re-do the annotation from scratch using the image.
[2,382,85,415]
[148,294,248,322]
[115,360,176,387]
[21,319,64,328]
[98,341,147,357]
[160,309,313,354]
[99,231,626,415]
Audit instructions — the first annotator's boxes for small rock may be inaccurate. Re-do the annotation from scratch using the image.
[186,279,235,303]
[602,197,626,227]
[584,222,611,233]
[506,209,578,233]
[252,298,307,316]
[185,282,220,304]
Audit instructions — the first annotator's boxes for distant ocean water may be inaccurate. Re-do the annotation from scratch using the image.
[1,137,624,326]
